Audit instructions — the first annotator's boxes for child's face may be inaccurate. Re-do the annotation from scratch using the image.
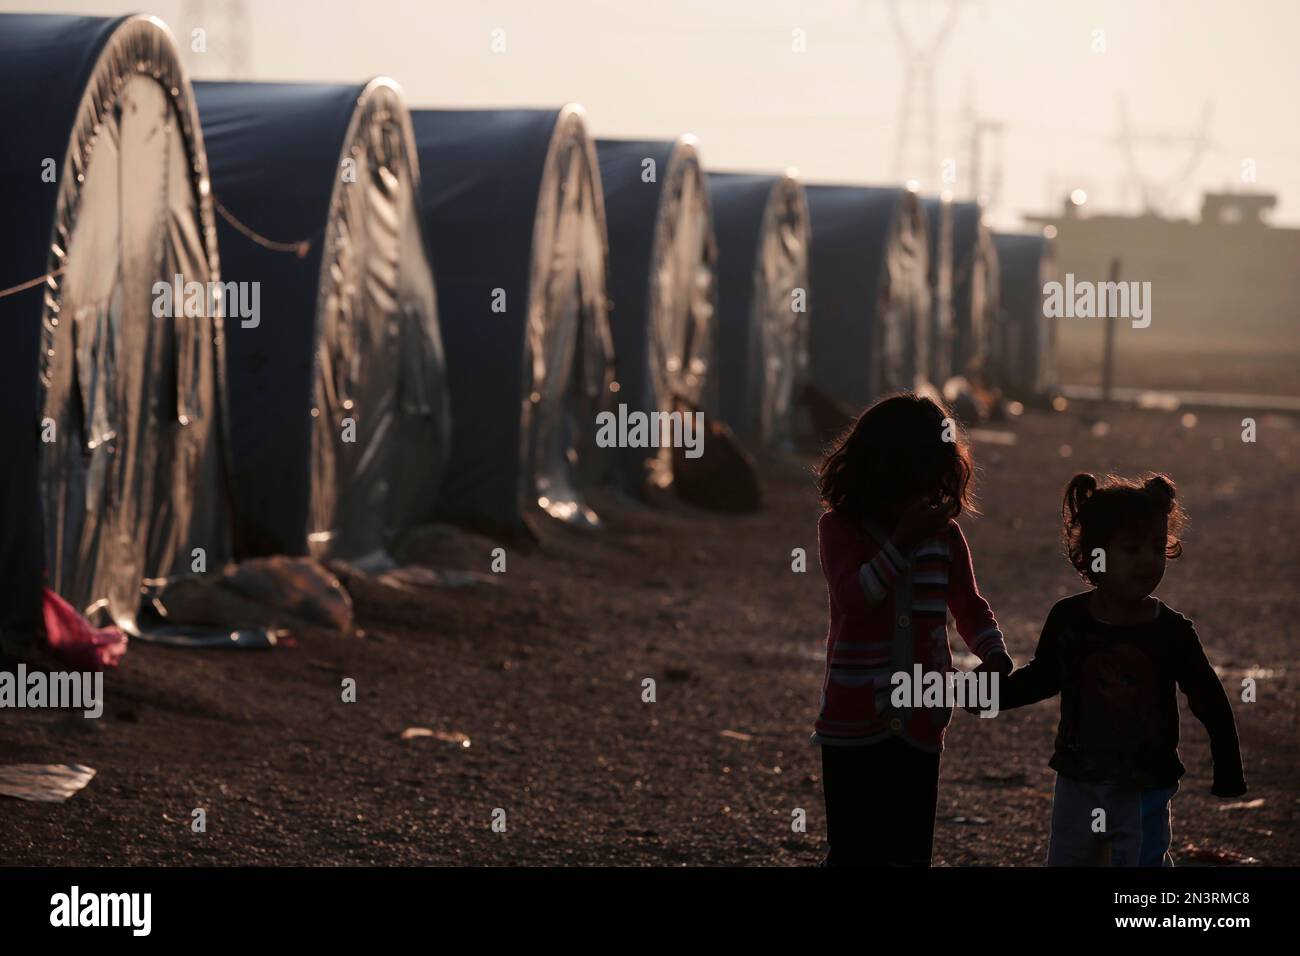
[1098,518,1168,602]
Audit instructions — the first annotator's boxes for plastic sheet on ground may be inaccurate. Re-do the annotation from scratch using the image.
[132,627,281,650]
[0,764,96,803]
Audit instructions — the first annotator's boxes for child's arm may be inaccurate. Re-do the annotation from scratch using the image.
[818,511,906,614]
[946,522,1010,668]
[1174,623,1247,797]
[996,605,1066,710]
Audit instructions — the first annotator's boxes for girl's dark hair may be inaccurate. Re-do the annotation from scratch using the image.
[816,392,975,522]
[1063,472,1186,583]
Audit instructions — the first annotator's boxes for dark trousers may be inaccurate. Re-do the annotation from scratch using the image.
[820,737,941,866]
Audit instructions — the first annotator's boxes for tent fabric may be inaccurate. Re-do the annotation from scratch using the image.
[412,107,613,531]
[994,231,1059,398]
[708,172,811,448]
[596,137,717,490]
[806,185,931,410]
[0,14,226,643]
[951,200,1000,382]
[922,197,955,386]
[196,79,450,563]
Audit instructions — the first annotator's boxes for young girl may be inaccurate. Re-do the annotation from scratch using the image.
[813,392,1011,866]
[1000,472,1246,866]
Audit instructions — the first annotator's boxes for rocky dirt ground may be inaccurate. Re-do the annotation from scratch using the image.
[1,401,1296,866]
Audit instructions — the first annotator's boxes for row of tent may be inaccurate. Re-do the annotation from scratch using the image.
[0,13,1058,646]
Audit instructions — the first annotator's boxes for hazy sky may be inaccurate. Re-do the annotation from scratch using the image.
[11,0,1300,227]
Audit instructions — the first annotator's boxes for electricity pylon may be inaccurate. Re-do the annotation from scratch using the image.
[883,0,967,187]
[180,0,251,79]
[1115,97,1216,217]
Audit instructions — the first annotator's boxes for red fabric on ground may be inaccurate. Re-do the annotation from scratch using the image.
[42,588,127,670]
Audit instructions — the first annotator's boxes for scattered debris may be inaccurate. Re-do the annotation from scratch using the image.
[968,428,1018,446]
[1217,798,1265,811]
[1260,413,1298,431]
[801,383,857,444]
[1180,843,1259,865]
[1136,391,1181,412]
[942,377,994,425]
[375,566,495,591]
[221,557,353,630]
[143,556,353,638]
[671,399,762,513]
[982,771,1028,786]
[400,728,470,748]
[43,589,127,671]
[1059,384,1300,415]
[719,730,754,742]
[0,764,96,803]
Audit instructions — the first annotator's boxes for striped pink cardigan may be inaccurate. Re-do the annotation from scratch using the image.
[812,508,1006,752]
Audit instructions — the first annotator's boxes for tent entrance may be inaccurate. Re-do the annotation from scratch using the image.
[758,179,811,448]
[38,30,224,635]
[527,109,612,528]
[306,82,448,562]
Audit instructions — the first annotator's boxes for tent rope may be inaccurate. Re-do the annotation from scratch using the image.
[1,198,314,300]
[0,266,67,299]
[213,198,314,258]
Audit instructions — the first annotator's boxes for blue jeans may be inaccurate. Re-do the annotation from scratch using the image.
[1046,775,1178,866]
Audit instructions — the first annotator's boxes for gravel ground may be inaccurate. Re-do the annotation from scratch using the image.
[1,402,1296,866]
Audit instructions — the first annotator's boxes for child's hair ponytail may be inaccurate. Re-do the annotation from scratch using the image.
[1062,471,1186,583]
[1143,473,1177,506]
[1063,472,1098,528]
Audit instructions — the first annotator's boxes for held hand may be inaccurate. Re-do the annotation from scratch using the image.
[965,653,1013,715]
[976,650,1014,676]
[894,495,957,552]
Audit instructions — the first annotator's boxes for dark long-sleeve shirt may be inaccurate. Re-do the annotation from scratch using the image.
[1002,592,1245,791]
